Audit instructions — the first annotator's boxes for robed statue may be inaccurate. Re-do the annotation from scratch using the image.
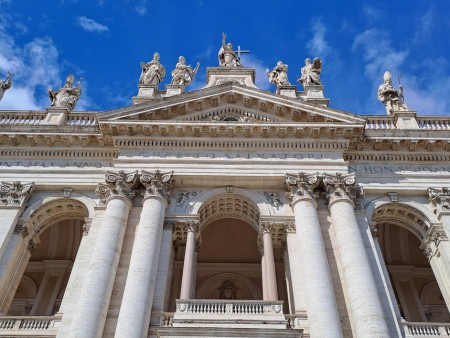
[171,56,200,86]
[0,72,12,102]
[218,32,241,67]
[266,61,290,87]
[139,52,166,86]
[48,74,82,111]
[298,57,322,87]
[378,71,409,115]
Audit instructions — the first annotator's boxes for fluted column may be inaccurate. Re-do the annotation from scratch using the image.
[286,173,343,338]
[324,173,389,338]
[259,222,278,301]
[180,222,198,300]
[67,171,139,338]
[115,170,173,338]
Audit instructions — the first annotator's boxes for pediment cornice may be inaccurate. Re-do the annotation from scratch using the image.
[97,83,366,125]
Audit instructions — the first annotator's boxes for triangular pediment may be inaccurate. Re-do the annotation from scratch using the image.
[97,83,365,126]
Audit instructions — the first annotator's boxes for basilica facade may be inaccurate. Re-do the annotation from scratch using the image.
[0,46,449,338]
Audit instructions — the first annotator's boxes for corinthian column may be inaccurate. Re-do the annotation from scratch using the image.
[115,170,173,338]
[286,173,343,338]
[180,221,199,300]
[67,171,139,338]
[259,222,278,301]
[324,173,389,338]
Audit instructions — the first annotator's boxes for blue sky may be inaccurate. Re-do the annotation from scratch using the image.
[0,0,449,116]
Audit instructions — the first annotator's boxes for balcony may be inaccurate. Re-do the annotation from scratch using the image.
[0,316,61,337]
[403,321,450,338]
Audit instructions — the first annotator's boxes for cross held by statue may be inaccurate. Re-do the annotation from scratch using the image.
[234,46,250,60]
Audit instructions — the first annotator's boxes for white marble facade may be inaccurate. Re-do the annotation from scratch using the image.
[0,65,449,338]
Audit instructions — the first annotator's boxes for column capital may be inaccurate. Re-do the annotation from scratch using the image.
[285,172,319,204]
[428,187,450,217]
[323,173,364,209]
[163,220,176,230]
[0,181,34,207]
[259,221,274,235]
[283,221,296,233]
[95,170,139,204]
[184,221,199,233]
[140,170,174,201]
[421,225,448,261]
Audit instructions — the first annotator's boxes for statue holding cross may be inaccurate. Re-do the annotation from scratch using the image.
[218,33,249,67]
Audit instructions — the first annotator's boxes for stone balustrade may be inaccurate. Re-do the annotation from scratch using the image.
[403,321,450,337]
[0,316,61,336]
[171,299,287,329]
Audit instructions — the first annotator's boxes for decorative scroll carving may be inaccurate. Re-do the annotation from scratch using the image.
[27,239,37,252]
[184,221,199,233]
[140,170,173,201]
[285,172,319,202]
[95,170,139,203]
[428,187,450,215]
[323,173,364,208]
[0,181,34,207]
[263,192,283,209]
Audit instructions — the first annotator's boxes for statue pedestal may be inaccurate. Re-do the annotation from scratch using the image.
[132,85,158,104]
[42,107,70,125]
[165,84,185,97]
[393,110,419,129]
[303,85,329,106]
[277,85,297,98]
[203,67,257,89]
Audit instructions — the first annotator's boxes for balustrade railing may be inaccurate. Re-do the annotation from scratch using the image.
[417,118,450,130]
[0,316,61,336]
[403,321,450,337]
[365,116,397,130]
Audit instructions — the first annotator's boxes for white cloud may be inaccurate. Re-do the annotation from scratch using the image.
[0,15,92,111]
[306,17,331,57]
[240,55,271,90]
[352,28,450,115]
[414,7,433,43]
[77,16,109,33]
[135,0,148,16]
[362,5,381,21]
[352,29,408,80]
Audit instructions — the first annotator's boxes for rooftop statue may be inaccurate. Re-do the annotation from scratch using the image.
[171,56,200,86]
[298,57,322,87]
[139,52,166,86]
[378,71,410,115]
[48,74,82,111]
[218,32,241,67]
[266,61,290,87]
[0,72,12,102]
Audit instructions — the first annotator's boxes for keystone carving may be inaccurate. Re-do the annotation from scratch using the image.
[0,181,34,207]
[285,172,319,202]
[323,173,364,208]
[140,170,174,200]
[428,187,450,215]
[95,170,139,203]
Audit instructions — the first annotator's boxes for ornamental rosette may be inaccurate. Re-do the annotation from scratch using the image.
[140,170,174,201]
[0,181,34,207]
[428,187,450,215]
[285,172,319,202]
[323,173,363,208]
[95,170,139,203]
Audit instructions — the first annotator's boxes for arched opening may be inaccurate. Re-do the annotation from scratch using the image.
[168,193,288,313]
[4,198,89,317]
[9,219,84,316]
[373,204,450,322]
